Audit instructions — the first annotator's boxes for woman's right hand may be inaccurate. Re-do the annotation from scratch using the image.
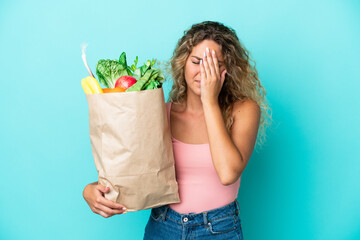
[83,182,127,218]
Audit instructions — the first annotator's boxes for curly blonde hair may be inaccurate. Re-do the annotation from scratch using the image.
[158,21,273,150]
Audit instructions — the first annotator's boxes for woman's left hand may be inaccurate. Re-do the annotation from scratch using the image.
[200,47,227,105]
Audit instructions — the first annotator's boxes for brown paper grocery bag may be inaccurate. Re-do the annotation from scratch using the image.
[85,87,180,211]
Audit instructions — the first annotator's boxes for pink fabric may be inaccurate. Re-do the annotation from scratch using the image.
[166,102,241,214]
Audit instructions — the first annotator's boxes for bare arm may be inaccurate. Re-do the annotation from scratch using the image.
[203,100,260,185]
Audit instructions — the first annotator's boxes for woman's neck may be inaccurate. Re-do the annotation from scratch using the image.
[184,91,204,116]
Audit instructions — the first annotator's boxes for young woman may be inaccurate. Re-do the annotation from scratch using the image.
[83,21,272,240]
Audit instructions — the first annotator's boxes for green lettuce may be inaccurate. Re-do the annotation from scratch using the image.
[96,59,128,88]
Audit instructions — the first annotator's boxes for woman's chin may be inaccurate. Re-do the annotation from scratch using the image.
[195,88,202,97]
[188,85,201,97]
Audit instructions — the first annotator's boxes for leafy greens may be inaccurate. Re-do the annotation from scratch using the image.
[96,52,165,91]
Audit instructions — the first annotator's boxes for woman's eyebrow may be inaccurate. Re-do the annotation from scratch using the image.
[191,55,223,63]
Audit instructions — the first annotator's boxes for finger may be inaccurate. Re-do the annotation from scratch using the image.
[200,59,206,81]
[93,206,111,218]
[97,209,111,218]
[97,194,126,210]
[96,184,109,194]
[202,51,211,80]
[211,49,220,77]
[205,47,216,77]
[95,203,124,216]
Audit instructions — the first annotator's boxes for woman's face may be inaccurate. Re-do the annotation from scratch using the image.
[184,39,226,96]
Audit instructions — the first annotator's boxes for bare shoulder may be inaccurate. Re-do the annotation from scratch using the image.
[232,99,260,120]
[170,101,186,113]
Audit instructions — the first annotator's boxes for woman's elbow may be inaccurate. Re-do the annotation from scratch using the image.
[219,171,242,186]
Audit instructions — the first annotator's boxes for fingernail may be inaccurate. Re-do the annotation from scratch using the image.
[203,52,206,58]
[206,47,210,53]
[200,60,203,64]
[122,207,126,210]
[212,50,215,55]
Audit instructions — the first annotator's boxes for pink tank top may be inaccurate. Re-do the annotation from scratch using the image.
[166,102,241,214]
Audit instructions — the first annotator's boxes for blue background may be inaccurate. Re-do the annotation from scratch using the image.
[0,0,359,239]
